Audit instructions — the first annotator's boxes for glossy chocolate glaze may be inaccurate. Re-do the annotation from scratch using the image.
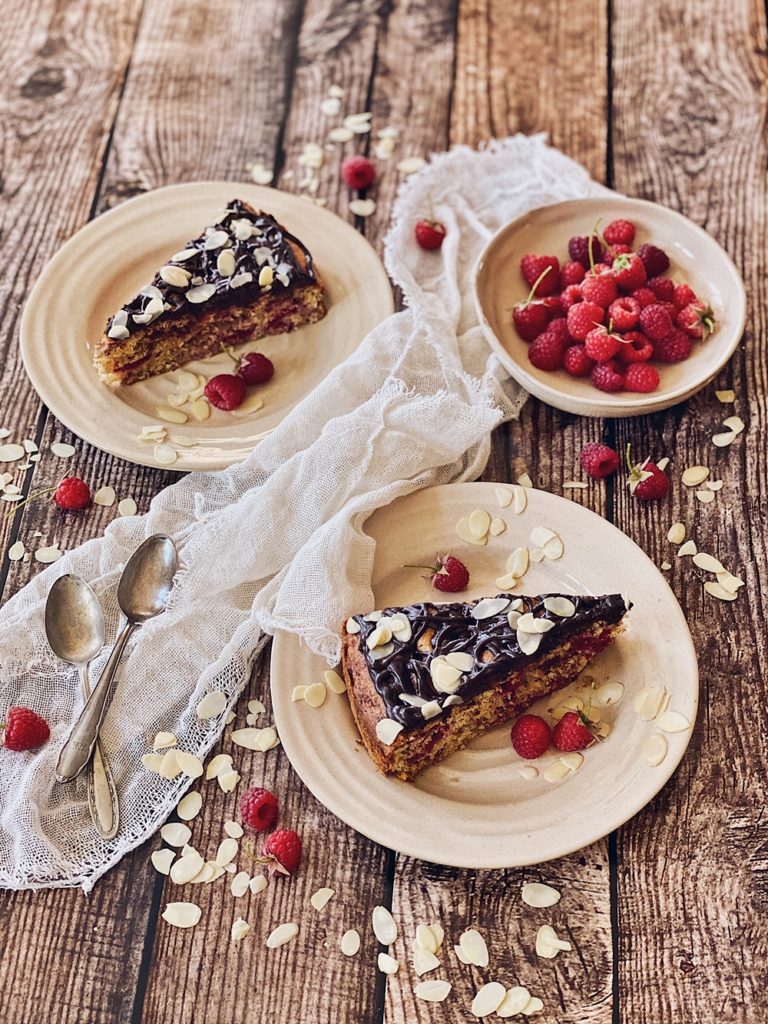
[108,200,318,336]
[350,593,629,729]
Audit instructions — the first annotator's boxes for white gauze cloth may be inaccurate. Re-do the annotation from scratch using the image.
[0,135,605,889]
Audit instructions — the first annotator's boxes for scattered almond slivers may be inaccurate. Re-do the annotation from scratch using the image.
[632,686,668,722]
[458,928,489,967]
[372,905,397,945]
[472,982,507,1017]
[667,522,686,545]
[682,466,709,487]
[231,726,279,751]
[677,540,697,557]
[177,791,202,821]
[414,980,452,1003]
[162,902,201,929]
[160,822,192,847]
[715,389,735,403]
[310,887,335,912]
[151,849,174,875]
[378,953,399,975]
[341,929,361,956]
[521,882,560,908]
[196,691,227,720]
[535,924,572,959]
[642,732,668,767]
[266,923,298,949]
[231,917,250,942]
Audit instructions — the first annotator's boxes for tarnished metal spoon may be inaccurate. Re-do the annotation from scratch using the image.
[55,534,178,783]
[45,575,119,839]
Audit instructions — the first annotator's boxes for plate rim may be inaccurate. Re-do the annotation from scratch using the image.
[271,481,700,868]
[473,195,747,418]
[20,181,394,471]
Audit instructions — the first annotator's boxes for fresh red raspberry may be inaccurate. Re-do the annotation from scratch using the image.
[585,326,621,363]
[568,234,603,268]
[591,360,625,393]
[616,330,654,364]
[431,555,470,593]
[631,286,656,308]
[608,296,640,331]
[625,363,660,393]
[560,261,586,286]
[611,252,647,291]
[637,243,670,277]
[673,283,698,309]
[204,373,247,411]
[510,715,551,759]
[512,301,553,342]
[553,711,595,752]
[639,303,673,341]
[603,219,636,246]
[647,276,675,302]
[262,828,302,876]
[519,255,560,296]
[602,243,632,265]
[581,273,618,309]
[562,345,595,377]
[580,442,620,479]
[240,787,279,832]
[53,477,91,511]
[2,706,50,751]
[547,318,570,343]
[566,301,605,341]
[629,458,669,500]
[238,352,275,385]
[677,302,716,341]
[414,219,446,250]
[653,328,692,362]
[560,284,583,311]
[340,155,376,190]
[529,331,566,371]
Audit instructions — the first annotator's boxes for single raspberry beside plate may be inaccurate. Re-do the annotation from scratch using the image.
[238,352,275,385]
[54,477,91,511]
[510,715,551,759]
[340,155,376,189]
[580,442,620,479]
[553,711,595,752]
[405,554,470,593]
[204,373,247,411]
[262,829,302,876]
[2,706,50,751]
[240,787,279,832]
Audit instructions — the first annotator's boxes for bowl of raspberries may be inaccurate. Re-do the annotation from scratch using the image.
[474,197,746,416]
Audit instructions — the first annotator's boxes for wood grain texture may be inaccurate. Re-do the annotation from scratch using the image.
[610,1,768,1021]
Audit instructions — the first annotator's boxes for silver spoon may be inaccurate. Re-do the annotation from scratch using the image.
[45,575,119,839]
[55,534,178,783]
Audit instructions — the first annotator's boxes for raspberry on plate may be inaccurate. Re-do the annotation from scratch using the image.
[529,331,566,371]
[647,276,675,302]
[204,373,247,411]
[602,242,632,264]
[581,272,618,309]
[414,219,446,251]
[677,302,716,340]
[547,317,570,343]
[608,296,641,331]
[625,363,660,393]
[238,352,275,385]
[566,301,605,341]
[406,554,470,593]
[240,787,279,832]
[611,252,647,291]
[2,706,50,751]
[653,328,692,362]
[673,282,698,309]
[584,325,621,363]
[616,330,654,364]
[639,303,674,341]
[637,243,670,278]
[54,477,91,511]
[512,269,559,341]
[262,828,302,876]
[563,344,595,377]
[340,155,376,190]
[520,255,560,296]
[630,286,656,308]
[580,442,620,479]
[603,218,636,245]
[510,714,551,759]
[568,234,603,268]
[560,260,586,286]
[591,359,625,393]
[560,284,583,311]
[553,710,595,752]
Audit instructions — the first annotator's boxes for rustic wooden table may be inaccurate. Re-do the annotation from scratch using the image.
[0,0,764,1021]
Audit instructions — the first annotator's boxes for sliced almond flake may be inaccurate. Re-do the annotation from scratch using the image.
[682,466,709,487]
[165,392,188,409]
[497,987,532,1018]
[594,681,624,706]
[160,823,191,847]
[495,572,518,589]
[693,552,725,573]
[151,849,175,875]
[543,536,564,560]
[249,162,274,185]
[459,928,489,967]
[266,922,298,949]
[660,560,671,571]
[535,924,571,959]
[657,710,691,733]
[696,490,715,504]
[715,389,735,403]
[218,769,241,792]
[323,670,346,694]
[456,515,487,546]
[7,541,24,561]
[522,996,544,1016]
[22,439,37,453]
[454,943,471,964]
[304,682,327,708]
[677,540,697,557]
[563,480,588,490]
[175,371,199,391]
[0,429,9,439]
[35,545,63,564]
[349,198,376,217]
[560,752,583,772]
[195,690,227,720]
[171,434,198,449]
[543,760,571,782]
[376,719,403,745]
[250,874,268,894]
[231,871,250,898]
[233,395,265,420]
[489,517,506,536]
[529,547,544,563]
[328,126,354,143]
[712,431,736,448]
[495,486,513,508]
[215,837,238,867]
[632,686,668,722]
[415,924,438,953]
[50,442,75,458]
[517,629,542,656]
[0,445,26,462]
[231,917,250,942]
[175,750,204,779]
[205,753,232,780]
[543,596,575,617]
[517,472,533,488]
[225,710,236,725]
[170,850,205,885]
[341,929,361,956]
[396,156,427,174]
[723,415,745,434]
[118,497,138,517]
[667,522,686,544]
[93,485,116,507]
[530,526,556,548]
[414,980,452,1003]
[506,547,529,579]
[221,821,242,841]
[706,479,723,491]
[413,947,440,976]
[378,953,399,975]
[656,457,670,471]
[310,887,335,912]
[230,726,277,751]
[320,96,341,116]
[643,733,668,767]
[177,791,202,821]
[291,685,308,703]
[204,863,226,883]
[345,617,361,635]
[162,902,201,929]
[472,597,510,620]
[468,509,491,539]
[372,905,397,945]
[517,764,538,780]
[716,570,744,593]
[471,982,507,1017]
[1,493,23,503]
[141,752,164,773]
[522,883,561,908]
[428,923,444,948]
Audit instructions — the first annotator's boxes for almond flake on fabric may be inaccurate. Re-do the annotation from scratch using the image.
[196,691,227,719]
[175,750,204,779]
[324,670,347,693]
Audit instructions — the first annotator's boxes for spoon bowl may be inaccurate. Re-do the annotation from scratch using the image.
[46,575,105,666]
[117,534,178,622]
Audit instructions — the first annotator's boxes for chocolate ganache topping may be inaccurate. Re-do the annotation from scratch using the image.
[350,593,629,730]
[106,200,318,340]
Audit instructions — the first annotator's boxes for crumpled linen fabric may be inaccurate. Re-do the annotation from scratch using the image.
[0,135,607,889]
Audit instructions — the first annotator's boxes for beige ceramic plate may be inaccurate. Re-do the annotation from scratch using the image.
[474,196,746,417]
[271,483,698,868]
[20,182,394,471]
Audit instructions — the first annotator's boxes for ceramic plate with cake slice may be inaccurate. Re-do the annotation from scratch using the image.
[20,182,394,471]
[271,482,699,868]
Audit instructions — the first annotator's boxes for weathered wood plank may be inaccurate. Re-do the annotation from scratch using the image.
[610,0,768,1021]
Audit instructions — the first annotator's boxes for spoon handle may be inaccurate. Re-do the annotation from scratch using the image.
[56,620,136,783]
[79,665,120,840]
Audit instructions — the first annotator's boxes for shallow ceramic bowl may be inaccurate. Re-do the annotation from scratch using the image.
[474,196,746,417]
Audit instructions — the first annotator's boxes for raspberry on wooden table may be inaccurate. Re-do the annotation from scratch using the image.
[653,328,692,362]
[608,296,641,330]
[568,234,603,268]
[647,276,675,302]
[636,243,670,277]
[2,706,50,751]
[603,218,636,245]
[340,155,376,190]
[584,326,621,363]
[240,787,279,832]
[639,303,673,341]
[566,301,605,341]
[552,711,595,752]
[238,352,275,385]
[581,272,618,308]
[580,442,620,479]
[563,344,595,377]
[625,363,660,393]
[616,330,654,364]
[591,359,625,393]
[262,829,302,876]
[54,477,91,511]
[204,373,247,411]
[528,331,566,371]
[510,714,551,759]
[519,254,560,296]
[627,446,670,500]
